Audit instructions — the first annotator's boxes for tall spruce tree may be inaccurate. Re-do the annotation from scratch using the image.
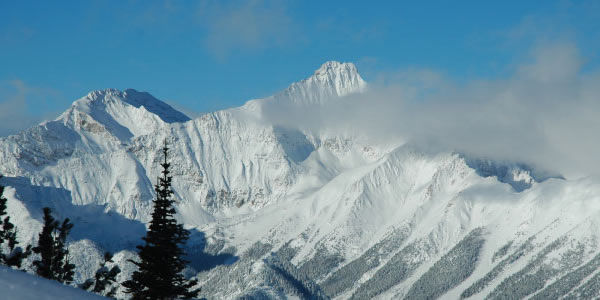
[0,175,30,268]
[32,207,75,283]
[123,141,200,300]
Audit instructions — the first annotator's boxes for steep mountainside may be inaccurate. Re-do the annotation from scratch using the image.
[2,61,600,299]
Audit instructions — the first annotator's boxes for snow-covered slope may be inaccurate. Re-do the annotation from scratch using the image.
[0,266,106,300]
[2,61,600,299]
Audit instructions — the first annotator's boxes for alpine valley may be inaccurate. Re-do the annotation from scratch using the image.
[2,61,600,299]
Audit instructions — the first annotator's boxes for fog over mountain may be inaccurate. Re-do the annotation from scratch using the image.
[263,43,600,178]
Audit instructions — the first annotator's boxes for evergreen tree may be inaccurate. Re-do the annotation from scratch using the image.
[32,207,75,283]
[55,216,75,283]
[123,141,200,300]
[81,252,121,298]
[32,207,56,279]
[0,175,30,268]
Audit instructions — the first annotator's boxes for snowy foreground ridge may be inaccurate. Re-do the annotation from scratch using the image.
[2,61,600,299]
[0,266,105,300]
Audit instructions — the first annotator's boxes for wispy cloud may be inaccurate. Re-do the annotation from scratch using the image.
[0,80,60,137]
[199,0,297,58]
[263,42,600,178]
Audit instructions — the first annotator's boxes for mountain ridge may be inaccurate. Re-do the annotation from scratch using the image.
[71,88,191,123]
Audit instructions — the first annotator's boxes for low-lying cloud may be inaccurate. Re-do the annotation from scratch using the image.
[263,43,600,178]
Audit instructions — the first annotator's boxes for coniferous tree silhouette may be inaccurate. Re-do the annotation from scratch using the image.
[32,207,75,283]
[0,175,31,268]
[123,141,200,300]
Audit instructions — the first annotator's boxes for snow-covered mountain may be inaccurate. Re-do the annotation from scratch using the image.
[273,61,367,105]
[2,61,600,299]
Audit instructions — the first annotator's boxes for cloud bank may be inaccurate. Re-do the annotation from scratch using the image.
[263,43,600,178]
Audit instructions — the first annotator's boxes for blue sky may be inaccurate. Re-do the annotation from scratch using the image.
[0,0,599,136]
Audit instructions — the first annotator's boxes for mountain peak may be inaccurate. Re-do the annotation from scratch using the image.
[84,88,123,101]
[75,88,190,124]
[273,61,366,105]
[57,89,190,141]
[307,61,366,96]
[313,61,358,77]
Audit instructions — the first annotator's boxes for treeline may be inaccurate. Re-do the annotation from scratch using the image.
[0,141,200,299]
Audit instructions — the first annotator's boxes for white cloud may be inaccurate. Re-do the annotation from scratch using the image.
[517,43,582,82]
[263,42,600,178]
